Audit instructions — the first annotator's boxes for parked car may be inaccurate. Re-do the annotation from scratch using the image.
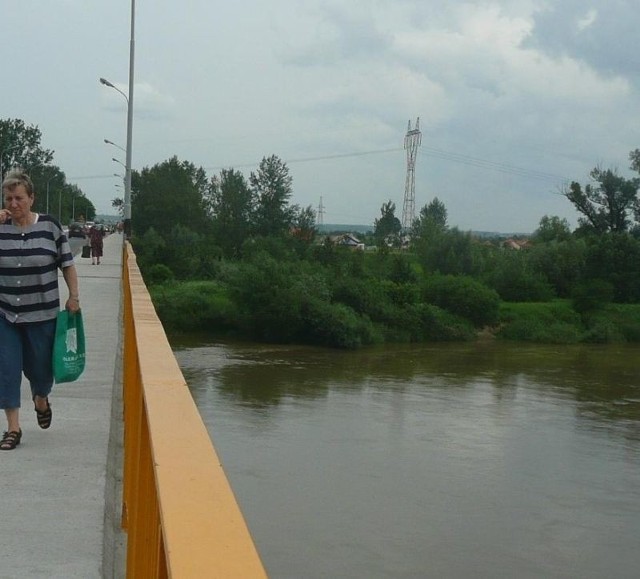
[68,222,86,238]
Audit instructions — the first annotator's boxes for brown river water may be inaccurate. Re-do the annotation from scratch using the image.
[172,338,640,579]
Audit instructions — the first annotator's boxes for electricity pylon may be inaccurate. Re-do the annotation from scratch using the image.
[317,196,325,226]
[402,117,422,231]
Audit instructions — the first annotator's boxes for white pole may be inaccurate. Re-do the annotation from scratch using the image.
[124,0,135,239]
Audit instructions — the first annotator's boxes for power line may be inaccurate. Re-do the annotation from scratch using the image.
[70,145,571,187]
[202,147,403,172]
[420,146,569,183]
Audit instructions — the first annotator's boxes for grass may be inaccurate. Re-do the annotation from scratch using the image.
[497,300,640,344]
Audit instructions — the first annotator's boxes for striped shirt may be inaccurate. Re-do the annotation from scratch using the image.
[0,213,74,324]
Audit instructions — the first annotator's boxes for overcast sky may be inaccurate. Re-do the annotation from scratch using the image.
[3,0,639,232]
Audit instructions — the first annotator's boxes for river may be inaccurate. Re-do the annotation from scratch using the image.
[172,339,640,579]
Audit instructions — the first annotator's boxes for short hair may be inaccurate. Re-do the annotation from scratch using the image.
[1,169,35,197]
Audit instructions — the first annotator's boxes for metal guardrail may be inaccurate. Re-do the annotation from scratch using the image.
[121,243,267,577]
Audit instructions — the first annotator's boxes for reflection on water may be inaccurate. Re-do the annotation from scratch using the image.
[173,338,640,578]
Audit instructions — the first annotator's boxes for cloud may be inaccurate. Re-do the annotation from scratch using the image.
[100,82,176,121]
[4,0,640,228]
[577,8,598,32]
[525,1,640,81]
[282,3,392,66]
[133,83,177,120]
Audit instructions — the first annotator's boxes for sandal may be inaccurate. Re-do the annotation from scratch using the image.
[34,397,52,429]
[0,429,22,450]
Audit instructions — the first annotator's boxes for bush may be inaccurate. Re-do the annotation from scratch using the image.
[528,238,586,298]
[421,274,500,327]
[586,304,640,342]
[164,225,204,280]
[134,226,166,272]
[485,269,555,302]
[581,319,625,343]
[583,233,640,302]
[380,280,420,307]
[150,281,238,332]
[226,254,332,343]
[145,264,174,286]
[412,303,477,341]
[303,300,381,349]
[483,250,555,302]
[331,277,386,317]
[497,317,582,343]
[571,279,614,314]
[497,301,583,343]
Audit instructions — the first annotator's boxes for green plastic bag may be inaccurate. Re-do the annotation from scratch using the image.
[53,310,86,383]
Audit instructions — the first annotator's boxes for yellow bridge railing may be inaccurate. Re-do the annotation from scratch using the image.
[121,243,267,578]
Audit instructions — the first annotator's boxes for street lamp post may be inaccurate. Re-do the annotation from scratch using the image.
[46,175,55,214]
[99,0,135,239]
[24,163,55,214]
[104,139,126,153]
[112,157,126,170]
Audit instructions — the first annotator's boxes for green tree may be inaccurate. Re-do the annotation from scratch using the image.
[374,200,401,247]
[63,184,86,224]
[0,118,54,178]
[629,148,640,173]
[412,197,447,236]
[136,226,167,273]
[28,164,66,217]
[483,250,555,302]
[250,155,295,237]
[163,224,206,280]
[416,227,484,276]
[132,156,209,240]
[291,204,317,248]
[565,167,640,234]
[533,215,572,243]
[529,238,587,298]
[583,233,640,302]
[208,168,254,258]
[421,274,500,328]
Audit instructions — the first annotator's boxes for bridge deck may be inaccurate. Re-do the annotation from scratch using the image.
[1,232,125,578]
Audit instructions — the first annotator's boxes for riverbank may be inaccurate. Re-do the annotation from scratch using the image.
[148,279,640,348]
[497,300,640,343]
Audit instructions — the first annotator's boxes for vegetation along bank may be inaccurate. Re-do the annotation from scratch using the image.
[130,152,640,349]
[5,117,639,348]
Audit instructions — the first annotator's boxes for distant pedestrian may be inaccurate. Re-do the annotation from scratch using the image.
[88,223,104,265]
[0,170,80,450]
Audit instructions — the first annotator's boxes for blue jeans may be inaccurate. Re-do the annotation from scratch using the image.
[0,316,56,409]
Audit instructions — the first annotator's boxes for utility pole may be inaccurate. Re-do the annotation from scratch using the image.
[317,196,325,227]
[124,0,135,239]
[402,117,422,231]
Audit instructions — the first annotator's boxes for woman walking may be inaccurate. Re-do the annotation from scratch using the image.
[0,170,80,450]
[88,223,104,265]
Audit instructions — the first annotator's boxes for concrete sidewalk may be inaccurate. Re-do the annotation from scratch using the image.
[1,233,125,578]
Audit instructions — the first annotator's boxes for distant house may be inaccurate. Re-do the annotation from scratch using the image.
[290,227,315,242]
[327,233,365,251]
[502,238,532,250]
